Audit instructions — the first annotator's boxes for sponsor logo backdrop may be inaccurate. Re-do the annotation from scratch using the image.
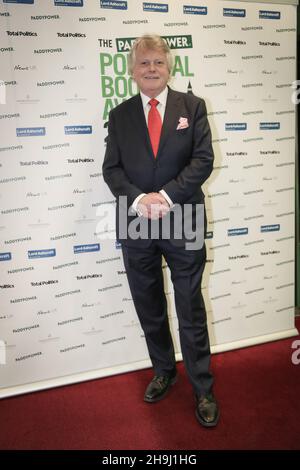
[0,0,297,396]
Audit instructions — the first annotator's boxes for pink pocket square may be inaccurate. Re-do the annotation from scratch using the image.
[176,117,189,130]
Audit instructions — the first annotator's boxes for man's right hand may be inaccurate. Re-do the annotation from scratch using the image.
[137,193,170,219]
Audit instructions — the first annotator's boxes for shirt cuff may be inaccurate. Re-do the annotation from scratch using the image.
[159,190,174,208]
[131,193,146,216]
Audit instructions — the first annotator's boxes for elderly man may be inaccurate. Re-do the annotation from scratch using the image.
[102,34,219,427]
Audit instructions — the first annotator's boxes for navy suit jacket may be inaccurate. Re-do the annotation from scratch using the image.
[102,87,214,247]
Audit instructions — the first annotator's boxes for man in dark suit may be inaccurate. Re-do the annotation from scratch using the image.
[102,34,219,427]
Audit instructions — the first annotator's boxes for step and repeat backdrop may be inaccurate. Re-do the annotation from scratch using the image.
[0,0,298,397]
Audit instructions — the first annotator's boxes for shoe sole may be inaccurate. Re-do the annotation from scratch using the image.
[144,375,178,403]
[195,407,220,428]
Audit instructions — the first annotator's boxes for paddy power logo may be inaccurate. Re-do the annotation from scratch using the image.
[100,35,194,121]
[116,35,193,52]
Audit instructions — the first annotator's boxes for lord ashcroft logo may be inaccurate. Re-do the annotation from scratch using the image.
[4,0,34,4]
[74,244,100,254]
[28,249,56,259]
[259,10,280,20]
[260,122,280,130]
[100,0,127,9]
[223,8,246,18]
[228,228,248,236]
[225,123,247,131]
[64,125,92,134]
[17,127,45,137]
[143,3,168,13]
[260,224,280,233]
[183,6,207,15]
[0,252,12,261]
[54,0,84,6]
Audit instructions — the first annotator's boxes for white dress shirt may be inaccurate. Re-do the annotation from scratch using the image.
[131,87,173,214]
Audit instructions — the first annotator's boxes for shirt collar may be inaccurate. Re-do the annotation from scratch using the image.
[140,87,168,110]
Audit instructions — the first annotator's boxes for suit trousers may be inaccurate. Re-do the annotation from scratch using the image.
[122,239,214,397]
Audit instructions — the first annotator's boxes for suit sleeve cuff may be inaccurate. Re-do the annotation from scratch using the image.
[131,193,146,216]
[159,190,174,208]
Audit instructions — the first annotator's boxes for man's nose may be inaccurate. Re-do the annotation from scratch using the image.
[148,61,156,70]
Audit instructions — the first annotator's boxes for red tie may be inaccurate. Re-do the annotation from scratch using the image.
[148,98,162,158]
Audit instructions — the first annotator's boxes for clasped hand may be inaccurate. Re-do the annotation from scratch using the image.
[137,192,170,219]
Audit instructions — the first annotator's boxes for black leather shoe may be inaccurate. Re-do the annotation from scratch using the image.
[144,372,177,403]
[195,393,220,427]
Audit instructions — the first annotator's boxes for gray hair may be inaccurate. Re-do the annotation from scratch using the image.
[128,34,173,75]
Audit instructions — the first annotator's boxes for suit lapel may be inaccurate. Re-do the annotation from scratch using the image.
[157,88,181,159]
[128,94,154,160]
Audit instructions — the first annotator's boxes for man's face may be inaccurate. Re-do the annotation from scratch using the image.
[132,47,170,98]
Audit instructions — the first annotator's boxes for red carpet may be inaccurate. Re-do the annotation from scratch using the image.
[0,318,299,450]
